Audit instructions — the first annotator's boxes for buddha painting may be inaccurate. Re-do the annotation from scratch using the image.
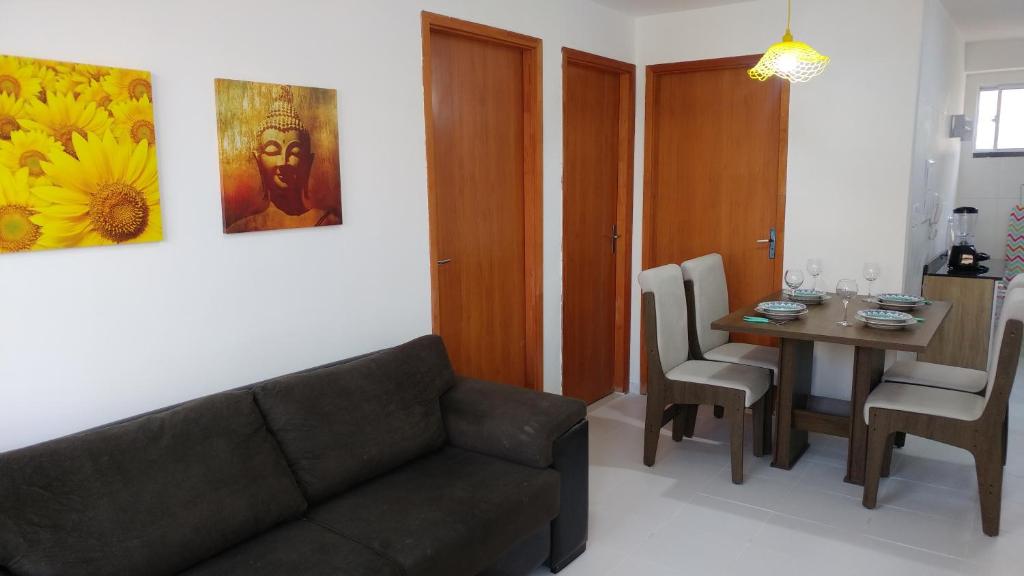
[215,79,341,233]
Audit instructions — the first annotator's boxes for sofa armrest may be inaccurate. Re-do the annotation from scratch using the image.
[441,377,586,468]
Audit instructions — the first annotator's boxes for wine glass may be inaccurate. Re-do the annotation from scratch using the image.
[862,262,881,301]
[835,278,859,327]
[806,259,823,291]
[784,269,805,293]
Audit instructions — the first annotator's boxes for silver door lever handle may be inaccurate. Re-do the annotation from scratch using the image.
[437,258,452,265]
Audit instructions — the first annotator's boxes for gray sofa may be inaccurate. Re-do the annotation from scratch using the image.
[0,335,588,576]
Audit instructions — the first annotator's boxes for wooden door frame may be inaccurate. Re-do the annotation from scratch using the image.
[561,47,636,396]
[421,12,544,390]
[640,54,790,392]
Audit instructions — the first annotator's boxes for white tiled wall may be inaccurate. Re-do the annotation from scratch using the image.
[955,70,1024,257]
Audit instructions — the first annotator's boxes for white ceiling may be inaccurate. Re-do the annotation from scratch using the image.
[592,0,1024,42]
[941,0,1024,42]
[590,0,752,17]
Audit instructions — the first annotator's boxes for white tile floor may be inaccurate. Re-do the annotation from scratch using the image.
[532,388,1024,575]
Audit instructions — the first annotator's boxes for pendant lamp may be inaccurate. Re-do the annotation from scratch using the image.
[749,0,829,83]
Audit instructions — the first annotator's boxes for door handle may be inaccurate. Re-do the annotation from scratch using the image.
[437,258,452,265]
[611,224,621,254]
[755,228,777,260]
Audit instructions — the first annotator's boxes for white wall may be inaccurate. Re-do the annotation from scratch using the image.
[956,69,1024,256]
[0,0,634,451]
[903,0,965,296]
[966,38,1024,73]
[631,0,926,399]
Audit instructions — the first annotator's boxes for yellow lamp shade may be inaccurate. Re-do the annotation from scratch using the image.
[749,35,830,83]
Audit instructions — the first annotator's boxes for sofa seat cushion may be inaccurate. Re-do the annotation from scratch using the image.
[255,335,455,503]
[180,520,401,576]
[0,390,306,576]
[308,447,561,576]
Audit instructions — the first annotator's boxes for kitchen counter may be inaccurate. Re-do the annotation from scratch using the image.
[923,254,1005,280]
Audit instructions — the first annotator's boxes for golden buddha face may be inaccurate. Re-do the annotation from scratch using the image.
[253,127,313,196]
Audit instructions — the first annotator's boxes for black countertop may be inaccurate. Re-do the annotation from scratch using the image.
[924,254,1005,280]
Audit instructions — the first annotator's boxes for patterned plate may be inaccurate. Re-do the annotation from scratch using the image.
[877,293,926,305]
[786,289,826,302]
[874,299,925,311]
[757,301,808,314]
[856,309,914,324]
[857,317,916,331]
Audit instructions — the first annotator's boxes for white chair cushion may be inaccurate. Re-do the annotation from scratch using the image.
[704,343,780,373]
[882,359,987,394]
[639,265,689,373]
[863,382,986,424]
[681,254,730,354]
[665,360,771,407]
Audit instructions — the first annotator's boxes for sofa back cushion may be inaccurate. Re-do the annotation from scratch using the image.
[254,335,455,503]
[0,390,307,576]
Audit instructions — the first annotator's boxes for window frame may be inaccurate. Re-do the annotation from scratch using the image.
[974,82,1024,158]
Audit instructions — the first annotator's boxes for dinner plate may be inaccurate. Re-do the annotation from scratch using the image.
[877,293,926,305]
[857,317,917,330]
[757,301,808,314]
[856,309,914,325]
[785,289,828,303]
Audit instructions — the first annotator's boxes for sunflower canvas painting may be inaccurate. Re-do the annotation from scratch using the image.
[215,79,341,234]
[0,54,161,254]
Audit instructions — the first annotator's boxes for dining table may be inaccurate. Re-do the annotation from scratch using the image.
[711,292,952,485]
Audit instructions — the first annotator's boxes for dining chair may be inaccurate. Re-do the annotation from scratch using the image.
[640,264,773,484]
[881,274,1024,394]
[682,253,780,424]
[880,274,1024,455]
[862,289,1024,536]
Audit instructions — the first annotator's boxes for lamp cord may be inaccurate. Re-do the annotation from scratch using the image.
[783,0,794,41]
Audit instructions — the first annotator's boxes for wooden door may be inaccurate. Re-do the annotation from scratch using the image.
[422,13,543,389]
[562,49,635,403]
[642,55,789,386]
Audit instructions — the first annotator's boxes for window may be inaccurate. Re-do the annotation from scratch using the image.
[975,85,1024,157]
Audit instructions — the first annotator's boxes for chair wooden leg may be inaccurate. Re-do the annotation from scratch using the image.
[683,404,698,438]
[893,432,906,449]
[643,382,666,467]
[975,444,1004,537]
[729,403,745,484]
[752,391,771,458]
[714,405,725,419]
[1003,409,1009,467]
[672,405,686,442]
[881,434,895,478]
[862,415,889,509]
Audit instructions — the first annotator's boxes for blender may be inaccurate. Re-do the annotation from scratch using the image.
[947,206,990,274]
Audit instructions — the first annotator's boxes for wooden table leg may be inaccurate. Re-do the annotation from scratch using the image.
[773,338,813,470]
[846,346,885,485]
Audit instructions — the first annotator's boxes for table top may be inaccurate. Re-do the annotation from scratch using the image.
[711,292,952,352]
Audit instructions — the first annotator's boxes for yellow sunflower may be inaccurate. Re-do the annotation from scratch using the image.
[20,91,112,156]
[0,165,49,252]
[77,80,113,109]
[110,95,155,146]
[0,130,63,184]
[33,131,161,247]
[33,64,59,101]
[0,55,42,100]
[102,68,152,103]
[55,63,109,96]
[0,93,25,140]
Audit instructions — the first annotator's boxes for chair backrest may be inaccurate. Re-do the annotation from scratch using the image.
[1007,274,1024,294]
[985,289,1024,411]
[638,264,689,373]
[681,253,730,354]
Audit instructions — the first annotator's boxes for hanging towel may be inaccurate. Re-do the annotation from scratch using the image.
[1005,204,1024,281]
